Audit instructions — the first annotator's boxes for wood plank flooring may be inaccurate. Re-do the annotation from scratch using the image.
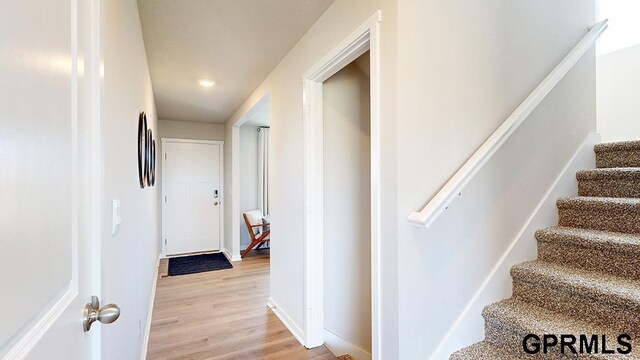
[146,250,336,360]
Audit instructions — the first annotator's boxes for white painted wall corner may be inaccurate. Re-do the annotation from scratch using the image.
[222,248,242,262]
[140,255,161,360]
[267,297,305,347]
[324,329,372,360]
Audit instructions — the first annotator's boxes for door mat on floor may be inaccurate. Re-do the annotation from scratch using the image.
[168,252,233,276]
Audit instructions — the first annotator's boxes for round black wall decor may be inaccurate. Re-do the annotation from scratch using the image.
[150,139,156,186]
[146,128,153,185]
[137,112,148,189]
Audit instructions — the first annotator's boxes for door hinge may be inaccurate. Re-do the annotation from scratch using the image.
[164,196,167,202]
[164,153,167,160]
[164,238,167,245]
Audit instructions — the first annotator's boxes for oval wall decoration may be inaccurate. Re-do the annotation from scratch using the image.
[137,112,148,188]
[146,128,153,185]
[150,139,156,186]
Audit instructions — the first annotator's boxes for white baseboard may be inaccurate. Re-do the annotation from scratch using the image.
[140,255,161,360]
[267,297,305,347]
[430,132,600,359]
[323,329,372,360]
[222,248,242,262]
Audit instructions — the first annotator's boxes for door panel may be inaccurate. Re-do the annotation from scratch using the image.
[165,142,222,255]
[0,0,97,358]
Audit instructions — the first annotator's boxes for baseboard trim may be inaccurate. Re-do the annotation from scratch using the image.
[323,329,372,360]
[222,248,241,262]
[267,297,305,347]
[430,132,600,359]
[140,255,161,360]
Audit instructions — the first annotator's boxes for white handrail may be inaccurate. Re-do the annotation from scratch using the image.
[407,20,608,228]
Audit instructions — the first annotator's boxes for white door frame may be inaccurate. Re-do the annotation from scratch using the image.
[302,10,382,358]
[161,138,225,257]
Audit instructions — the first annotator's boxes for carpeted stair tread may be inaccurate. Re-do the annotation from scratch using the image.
[595,140,640,153]
[483,299,634,359]
[595,140,640,168]
[577,167,640,180]
[536,226,640,279]
[449,341,513,360]
[557,196,640,211]
[536,226,640,254]
[577,168,640,198]
[511,261,640,310]
[557,197,640,233]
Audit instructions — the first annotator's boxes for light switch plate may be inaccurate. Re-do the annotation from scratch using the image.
[112,199,122,235]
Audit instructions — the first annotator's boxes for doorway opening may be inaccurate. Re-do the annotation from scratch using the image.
[322,51,372,359]
[302,11,381,360]
[231,95,271,261]
[239,103,271,257]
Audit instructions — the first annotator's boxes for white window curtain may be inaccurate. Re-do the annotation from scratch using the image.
[257,127,270,215]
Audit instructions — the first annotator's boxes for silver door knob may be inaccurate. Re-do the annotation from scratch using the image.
[83,296,121,332]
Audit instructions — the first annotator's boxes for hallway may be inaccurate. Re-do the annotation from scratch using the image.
[146,251,336,359]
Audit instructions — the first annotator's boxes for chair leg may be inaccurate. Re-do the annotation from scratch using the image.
[241,240,260,258]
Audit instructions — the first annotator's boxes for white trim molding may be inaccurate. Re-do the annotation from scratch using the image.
[407,20,608,228]
[302,10,382,359]
[140,255,161,360]
[222,248,241,262]
[2,289,77,360]
[267,298,305,347]
[324,329,372,360]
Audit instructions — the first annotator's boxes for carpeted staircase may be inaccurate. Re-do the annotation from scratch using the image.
[450,140,640,359]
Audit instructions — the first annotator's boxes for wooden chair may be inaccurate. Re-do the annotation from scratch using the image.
[242,210,270,258]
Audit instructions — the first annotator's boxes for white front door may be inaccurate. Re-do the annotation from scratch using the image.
[0,0,102,358]
[163,140,223,255]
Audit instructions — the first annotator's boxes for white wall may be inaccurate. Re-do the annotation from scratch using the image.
[101,0,160,358]
[224,1,399,357]
[597,44,640,142]
[396,1,596,358]
[323,62,372,357]
[239,125,259,248]
[223,1,596,358]
[158,119,226,141]
[596,1,640,142]
[596,0,640,56]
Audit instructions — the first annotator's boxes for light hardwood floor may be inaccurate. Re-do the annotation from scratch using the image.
[146,250,336,360]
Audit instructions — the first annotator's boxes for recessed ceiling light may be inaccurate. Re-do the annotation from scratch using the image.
[199,80,215,87]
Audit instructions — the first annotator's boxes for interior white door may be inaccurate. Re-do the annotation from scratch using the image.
[0,0,100,358]
[164,141,223,255]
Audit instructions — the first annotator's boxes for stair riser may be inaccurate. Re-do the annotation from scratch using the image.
[578,179,640,198]
[558,208,640,234]
[512,279,640,336]
[485,322,555,359]
[538,242,640,280]
[596,149,640,168]
[485,322,601,359]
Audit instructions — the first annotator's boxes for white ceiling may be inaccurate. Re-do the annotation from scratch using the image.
[138,0,334,123]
